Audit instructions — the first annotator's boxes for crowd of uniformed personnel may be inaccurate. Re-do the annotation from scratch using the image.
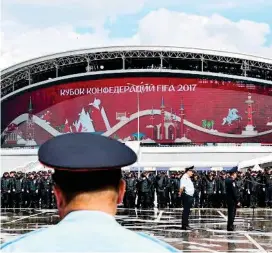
[123,168,272,209]
[1,170,56,209]
[1,168,272,210]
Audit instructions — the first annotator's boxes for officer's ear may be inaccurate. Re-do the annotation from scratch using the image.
[117,179,126,204]
[53,185,66,216]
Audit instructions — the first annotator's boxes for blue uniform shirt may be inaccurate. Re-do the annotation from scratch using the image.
[1,210,180,252]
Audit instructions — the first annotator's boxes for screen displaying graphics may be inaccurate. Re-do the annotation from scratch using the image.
[1,77,272,147]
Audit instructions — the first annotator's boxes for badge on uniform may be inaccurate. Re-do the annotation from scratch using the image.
[233,182,235,187]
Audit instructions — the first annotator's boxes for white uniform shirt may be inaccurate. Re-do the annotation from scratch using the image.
[1,210,180,252]
[180,173,195,196]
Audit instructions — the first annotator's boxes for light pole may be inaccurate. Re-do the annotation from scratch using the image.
[137,90,140,141]
[127,83,140,141]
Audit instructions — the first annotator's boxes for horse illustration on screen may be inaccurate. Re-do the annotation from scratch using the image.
[222,108,242,125]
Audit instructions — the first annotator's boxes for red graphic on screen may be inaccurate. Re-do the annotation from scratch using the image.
[1,77,272,146]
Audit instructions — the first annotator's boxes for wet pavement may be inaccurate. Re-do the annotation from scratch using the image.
[1,208,272,252]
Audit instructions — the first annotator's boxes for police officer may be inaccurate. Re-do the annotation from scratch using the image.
[40,171,52,209]
[156,172,168,208]
[1,133,178,252]
[236,172,244,207]
[204,172,216,208]
[13,171,25,209]
[8,171,16,208]
[137,172,152,209]
[125,173,137,208]
[218,172,227,208]
[28,172,40,209]
[1,172,10,209]
[192,174,201,208]
[179,166,195,230]
[264,168,272,207]
[170,173,179,208]
[249,172,259,208]
[225,167,240,231]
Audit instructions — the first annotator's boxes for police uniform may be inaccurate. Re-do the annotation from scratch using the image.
[1,133,179,252]
[225,167,239,231]
[180,166,195,230]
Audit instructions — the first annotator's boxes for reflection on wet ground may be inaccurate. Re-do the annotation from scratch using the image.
[1,208,271,252]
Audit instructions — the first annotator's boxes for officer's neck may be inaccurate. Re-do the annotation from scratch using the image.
[61,192,118,218]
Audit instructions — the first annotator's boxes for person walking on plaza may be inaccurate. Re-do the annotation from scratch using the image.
[225,167,240,231]
[179,166,195,230]
[1,133,179,252]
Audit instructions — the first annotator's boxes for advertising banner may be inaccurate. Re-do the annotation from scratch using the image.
[1,77,272,147]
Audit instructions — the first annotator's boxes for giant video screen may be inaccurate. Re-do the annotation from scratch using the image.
[1,77,272,147]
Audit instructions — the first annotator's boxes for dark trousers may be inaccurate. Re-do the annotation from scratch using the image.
[8,193,15,208]
[219,194,227,208]
[182,194,193,227]
[265,187,272,206]
[41,190,50,209]
[140,192,150,209]
[125,191,136,208]
[227,200,237,230]
[170,192,178,207]
[206,194,214,208]
[30,192,39,208]
[250,194,258,208]
[1,192,9,208]
[193,191,200,208]
[157,190,167,208]
[14,192,23,208]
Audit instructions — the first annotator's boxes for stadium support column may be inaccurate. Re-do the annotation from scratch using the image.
[160,55,164,69]
[160,97,165,140]
[86,58,90,72]
[55,63,59,77]
[180,101,185,138]
[241,60,250,77]
[122,55,126,70]
[28,69,31,85]
[201,55,204,72]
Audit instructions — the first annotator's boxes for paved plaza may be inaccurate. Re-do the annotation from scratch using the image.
[1,208,271,252]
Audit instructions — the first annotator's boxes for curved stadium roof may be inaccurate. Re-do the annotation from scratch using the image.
[2,46,272,74]
[1,46,272,99]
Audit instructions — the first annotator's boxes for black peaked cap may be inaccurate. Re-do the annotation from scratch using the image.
[229,166,238,174]
[185,166,194,173]
[38,133,137,171]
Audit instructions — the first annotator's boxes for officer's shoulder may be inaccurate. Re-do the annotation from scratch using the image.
[1,228,46,251]
[137,232,180,252]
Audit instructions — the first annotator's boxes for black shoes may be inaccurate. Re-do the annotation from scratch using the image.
[181,225,193,230]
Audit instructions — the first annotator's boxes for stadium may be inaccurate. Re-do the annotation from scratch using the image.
[1,46,272,171]
[1,46,272,251]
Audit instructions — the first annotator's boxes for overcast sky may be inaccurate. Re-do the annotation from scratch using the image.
[1,0,272,70]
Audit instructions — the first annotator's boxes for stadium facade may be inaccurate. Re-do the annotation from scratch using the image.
[1,46,272,171]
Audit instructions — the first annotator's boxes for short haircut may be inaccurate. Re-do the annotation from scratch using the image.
[52,169,122,203]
